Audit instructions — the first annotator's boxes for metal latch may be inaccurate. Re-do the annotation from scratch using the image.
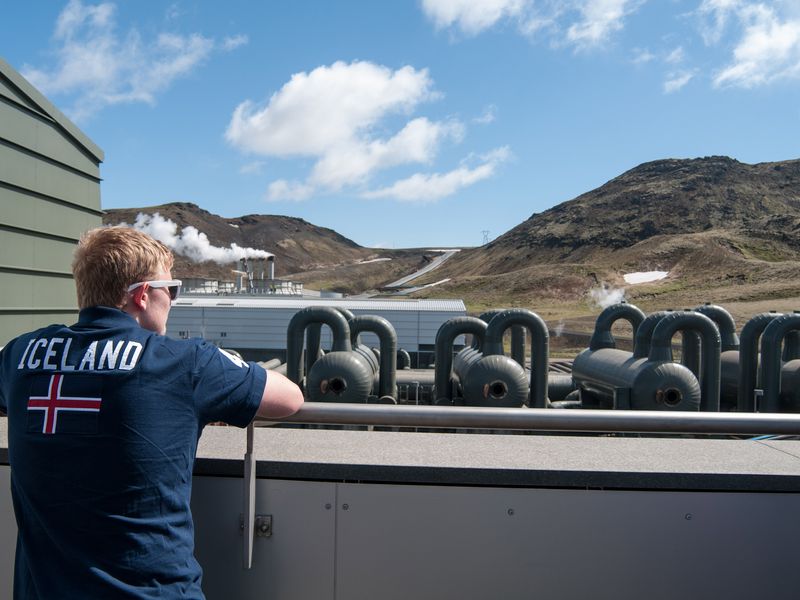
[240,514,272,538]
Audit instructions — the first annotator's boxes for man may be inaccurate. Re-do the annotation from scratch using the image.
[0,226,304,598]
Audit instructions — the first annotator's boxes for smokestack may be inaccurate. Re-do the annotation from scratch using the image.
[268,256,275,280]
[238,258,246,292]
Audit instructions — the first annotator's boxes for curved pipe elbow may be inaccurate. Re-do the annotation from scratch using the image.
[738,312,782,412]
[649,311,721,411]
[350,315,398,400]
[484,309,550,408]
[286,307,352,384]
[434,317,488,404]
[589,302,646,351]
[694,304,739,351]
[760,314,800,412]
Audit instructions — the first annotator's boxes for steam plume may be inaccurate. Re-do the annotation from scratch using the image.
[126,213,273,263]
[589,284,625,309]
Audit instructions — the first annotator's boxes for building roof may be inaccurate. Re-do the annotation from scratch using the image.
[173,296,466,312]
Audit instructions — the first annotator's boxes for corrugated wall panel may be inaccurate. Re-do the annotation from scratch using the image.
[0,272,76,310]
[0,145,99,209]
[0,188,99,240]
[0,102,99,176]
[0,229,81,273]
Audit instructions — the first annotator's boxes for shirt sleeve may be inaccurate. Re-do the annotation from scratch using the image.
[191,341,266,427]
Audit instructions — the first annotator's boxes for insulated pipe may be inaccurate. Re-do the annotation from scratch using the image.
[434,317,488,405]
[783,328,800,361]
[739,313,782,412]
[287,307,351,385]
[305,323,323,376]
[760,314,800,413]
[649,311,721,412]
[632,311,671,359]
[397,349,411,370]
[483,309,550,408]
[350,315,398,401]
[510,326,526,369]
[481,310,525,366]
[694,304,739,351]
[267,256,275,280]
[684,304,740,386]
[589,302,646,351]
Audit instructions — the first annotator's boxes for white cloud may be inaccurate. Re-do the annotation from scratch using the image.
[21,0,243,121]
[222,34,248,51]
[663,70,695,93]
[631,47,656,64]
[361,146,511,202]
[265,180,315,202]
[421,0,528,35]
[665,46,685,64]
[473,104,497,124]
[227,60,480,201]
[239,160,265,175]
[567,0,644,49]
[712,4,800,88]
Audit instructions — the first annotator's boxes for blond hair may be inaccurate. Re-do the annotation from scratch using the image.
[72,226,175,309]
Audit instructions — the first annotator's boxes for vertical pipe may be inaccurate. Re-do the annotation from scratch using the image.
[350,315,398,400]
[760,314,800,412]
[738,312,781,411]
[483,309,550,408]
[649,311,721,411]
[434,318,488,405]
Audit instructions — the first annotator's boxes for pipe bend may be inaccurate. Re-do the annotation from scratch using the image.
[694,304,739,351]
[738,312,782,412]
[650,311,721,411]
[760,314,800,412]
[483,308,550,408]
[434,317,488,405]
[589,302,646,351]
[286,307,352,384]
[350,315,398,400]
[633,311,671,359]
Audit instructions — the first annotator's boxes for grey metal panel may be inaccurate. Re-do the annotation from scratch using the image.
[0,77,43,116]
[0,144,100,209]
[0,466,15,600]
[335,483,800,600]
[192,476,336,600]
[0,272,76,311]
[0,230,79,272]
[0,102,100,176]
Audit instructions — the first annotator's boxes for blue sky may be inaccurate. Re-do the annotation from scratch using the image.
[3,1,799,249]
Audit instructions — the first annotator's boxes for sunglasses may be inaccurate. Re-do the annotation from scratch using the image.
[127,279,182,301]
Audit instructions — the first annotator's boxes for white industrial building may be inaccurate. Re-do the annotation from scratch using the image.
[167,296,467,365]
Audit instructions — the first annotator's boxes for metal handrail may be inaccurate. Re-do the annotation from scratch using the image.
[276,403,800,436]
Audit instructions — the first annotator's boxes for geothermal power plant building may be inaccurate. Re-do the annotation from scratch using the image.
[0,57,103,345]
[166,296,467,365]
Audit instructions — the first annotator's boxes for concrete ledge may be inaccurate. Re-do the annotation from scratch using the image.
[3,418,799,492]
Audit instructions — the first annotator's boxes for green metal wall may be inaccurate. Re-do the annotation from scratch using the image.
[0,57,103,345]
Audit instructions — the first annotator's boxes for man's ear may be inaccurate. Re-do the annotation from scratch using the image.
[130,284,148,310]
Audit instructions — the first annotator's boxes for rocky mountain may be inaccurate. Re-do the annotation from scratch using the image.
[447,156,800,276]
[103,156,800,317]
[103,203,376,280]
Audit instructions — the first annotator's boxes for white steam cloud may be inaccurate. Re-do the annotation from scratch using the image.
[589,283,625,309]
[553,319,565,338]
[125,213,273,264]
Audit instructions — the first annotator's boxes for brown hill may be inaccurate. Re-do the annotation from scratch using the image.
[102,156,800,324]
[412,156,800,323]
[103,203,436,293]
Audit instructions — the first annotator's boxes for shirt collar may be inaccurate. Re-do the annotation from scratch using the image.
[77,306,140,329]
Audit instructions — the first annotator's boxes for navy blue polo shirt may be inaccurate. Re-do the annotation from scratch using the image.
[0,307,265,599]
